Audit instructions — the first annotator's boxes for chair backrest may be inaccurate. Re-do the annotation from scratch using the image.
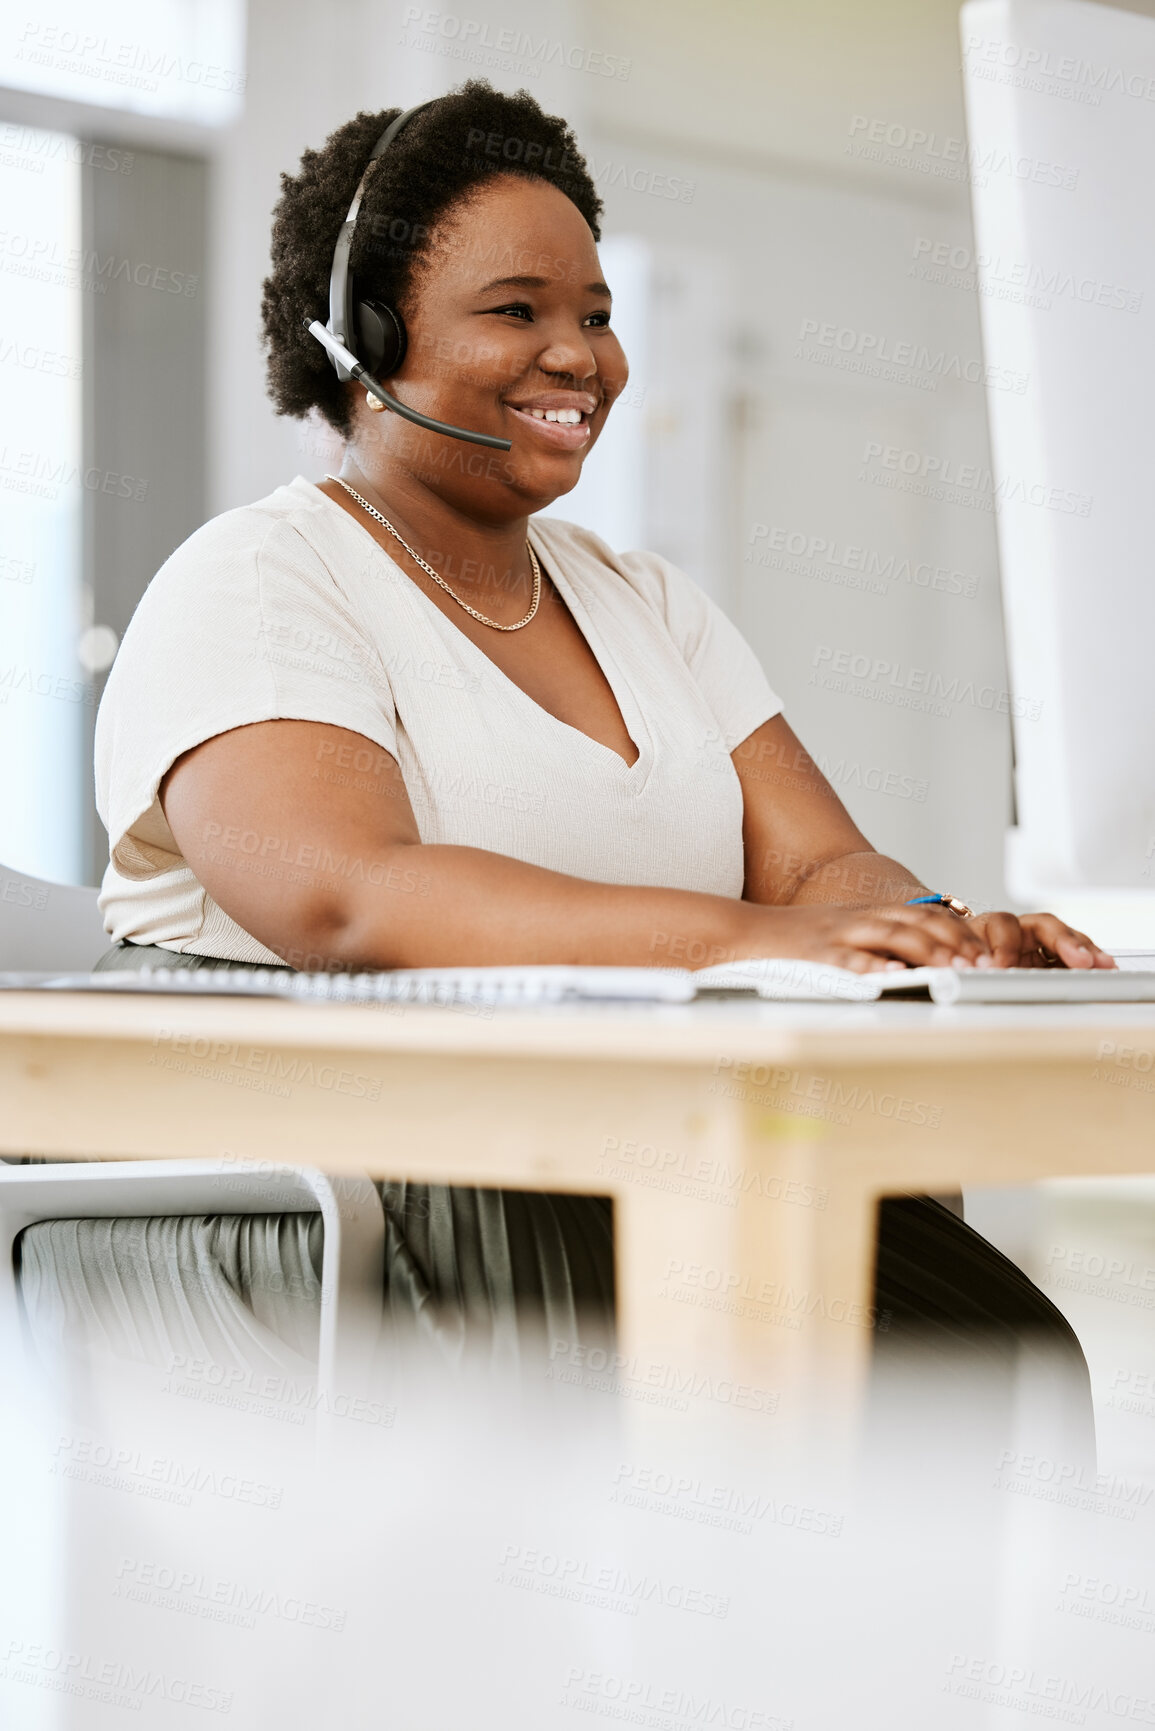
[0,863,110,972]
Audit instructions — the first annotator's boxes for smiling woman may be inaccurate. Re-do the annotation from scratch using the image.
[86,81,1107,1380]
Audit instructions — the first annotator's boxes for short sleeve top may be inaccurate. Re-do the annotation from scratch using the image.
[94,476,782,962]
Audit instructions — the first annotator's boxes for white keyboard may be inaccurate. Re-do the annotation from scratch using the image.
[695,956,1155,1002]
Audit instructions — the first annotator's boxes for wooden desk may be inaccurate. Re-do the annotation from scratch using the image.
[3,990,1154,1445]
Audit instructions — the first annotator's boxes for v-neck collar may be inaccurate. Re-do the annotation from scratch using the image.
[304,479,654,789]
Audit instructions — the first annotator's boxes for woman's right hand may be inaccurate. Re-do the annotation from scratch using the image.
[731,901,993,974]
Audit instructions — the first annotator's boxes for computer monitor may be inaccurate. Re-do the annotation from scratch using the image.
[962,0,1155,943]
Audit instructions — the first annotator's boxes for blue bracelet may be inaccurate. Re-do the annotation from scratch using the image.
[906,892,974,917]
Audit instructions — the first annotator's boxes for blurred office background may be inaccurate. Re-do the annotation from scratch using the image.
[0,0,1150,894]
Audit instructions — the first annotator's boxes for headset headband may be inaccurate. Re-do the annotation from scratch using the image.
[327,100,435,377]
[307,96,513,449]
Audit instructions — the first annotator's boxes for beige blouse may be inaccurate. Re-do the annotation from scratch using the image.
[94,476,782,963]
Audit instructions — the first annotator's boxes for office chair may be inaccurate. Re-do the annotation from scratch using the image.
[0,859,388,1406]
[0,860,109,972]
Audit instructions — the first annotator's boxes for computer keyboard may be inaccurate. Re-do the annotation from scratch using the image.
[694,958,1155,1002]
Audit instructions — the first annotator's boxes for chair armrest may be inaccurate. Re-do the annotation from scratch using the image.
[0,1159,386,1400]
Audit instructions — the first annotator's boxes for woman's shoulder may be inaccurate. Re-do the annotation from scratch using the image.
[532,516,778,735]
[147,476,331,595]
[111,477,370,685]
[530,515,703,611]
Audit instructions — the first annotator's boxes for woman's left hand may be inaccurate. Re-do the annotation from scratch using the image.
[965,910,1117,970]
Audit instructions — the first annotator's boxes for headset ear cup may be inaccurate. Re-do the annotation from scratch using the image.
[355,299,407,379]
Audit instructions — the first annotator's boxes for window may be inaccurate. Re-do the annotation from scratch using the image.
[0,0,246,127]
[0,125,85,882]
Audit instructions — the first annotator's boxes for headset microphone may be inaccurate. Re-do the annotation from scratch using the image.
[304,100,512,454]
[304,320,511,450]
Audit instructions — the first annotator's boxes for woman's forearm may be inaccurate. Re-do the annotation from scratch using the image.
[783,850,925,909]
[273,842,760,971]
[162,723,948,972]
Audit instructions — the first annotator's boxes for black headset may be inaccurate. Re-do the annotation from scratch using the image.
[303,100,512,451]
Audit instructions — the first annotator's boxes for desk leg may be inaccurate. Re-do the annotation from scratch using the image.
[610,1102,882,1466]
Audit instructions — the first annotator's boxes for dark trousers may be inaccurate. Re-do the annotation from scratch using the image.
[870,1194,1095,1475]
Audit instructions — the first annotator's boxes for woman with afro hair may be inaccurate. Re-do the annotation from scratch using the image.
[89,81,1105,1397]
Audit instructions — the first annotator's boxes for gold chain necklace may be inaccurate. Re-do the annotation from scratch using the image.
[326,475,542,632]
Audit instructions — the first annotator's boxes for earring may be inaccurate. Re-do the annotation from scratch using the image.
[365,389,386,412]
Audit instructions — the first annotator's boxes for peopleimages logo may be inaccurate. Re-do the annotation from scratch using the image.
[859,439,1093,518]
[1057,1570,1155,1632]
[610,1463,845,1539]
[910,236,1142,314]
[149,1028,383,1100]
[560,1667,791,1729]
[11,22,246,95]
[0,124,135,174]
[0,1640,232,1715]
[746,522,979,599]
[810,644,1042,723]
[498,1544,731,1617]
[114,1556,347,1632]
[50,1434,283,1510]
[547,1338,780,1418]
[797,317,1028,394]
[962,31,1155,105]
[0,665,95,707]
[661,1258,887,1332]
[400,8,631,78]
[846,113,1078,189]
[993,1448,1153,1519]
[944,1652,1155,1723]
[712,1058,941,1126]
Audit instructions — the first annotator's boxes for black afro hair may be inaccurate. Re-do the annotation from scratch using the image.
[260,79,603,436]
